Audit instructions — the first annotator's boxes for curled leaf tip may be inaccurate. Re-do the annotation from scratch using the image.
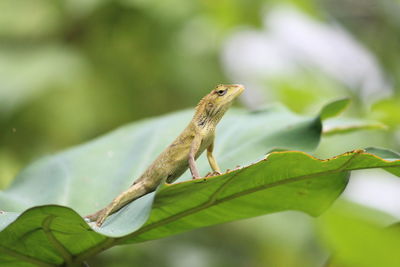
[320,98,351,121]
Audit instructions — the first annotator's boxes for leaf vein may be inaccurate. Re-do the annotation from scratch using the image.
[42,215,73,265]
[0,246,56,267]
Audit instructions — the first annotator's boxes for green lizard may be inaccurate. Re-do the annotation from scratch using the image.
[85,84,244,226]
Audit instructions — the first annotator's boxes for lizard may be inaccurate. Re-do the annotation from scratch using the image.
[85,84,245,226]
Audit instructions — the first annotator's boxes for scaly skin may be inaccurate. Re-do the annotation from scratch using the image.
[85,84,245,226]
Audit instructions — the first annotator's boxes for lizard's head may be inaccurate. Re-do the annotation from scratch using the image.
[211,84,245,107]
[195,84,245,126]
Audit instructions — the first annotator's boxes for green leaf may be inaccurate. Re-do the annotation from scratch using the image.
[319,98,350,121]
[1,150,400,265]
[323,118,387,136]
[122,149,400,243]
[0,206,106,267]
[0,100,397,265]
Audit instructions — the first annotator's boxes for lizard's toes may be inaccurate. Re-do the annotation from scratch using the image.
[206,171,221,177]
[84,214,97,223]
[96,216,106,227]
[95,209,110,227]
[85,208,105,224]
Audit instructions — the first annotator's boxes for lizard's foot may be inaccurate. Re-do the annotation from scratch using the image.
[85,205,117,227]
[84,213,97,223]
[205,171,222,177]
[95,211,109,227]
[85,208,106,226]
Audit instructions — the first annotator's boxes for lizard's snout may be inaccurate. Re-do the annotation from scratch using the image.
[230,84,245,94]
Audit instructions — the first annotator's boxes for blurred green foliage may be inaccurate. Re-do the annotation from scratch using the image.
[1,0,400,266]
[318,201,400,267]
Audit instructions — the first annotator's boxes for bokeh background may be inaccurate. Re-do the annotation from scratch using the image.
[1,0,400,266]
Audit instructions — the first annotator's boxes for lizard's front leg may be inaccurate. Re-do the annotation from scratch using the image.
[189,135,202,179]
[207,141,221,174]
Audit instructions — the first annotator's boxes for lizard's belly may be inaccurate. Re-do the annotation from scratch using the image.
[196,135,213,158]
[152,133,214,184]
[164,158,189,183]
[164,136,212,183]
[161,143,191,183]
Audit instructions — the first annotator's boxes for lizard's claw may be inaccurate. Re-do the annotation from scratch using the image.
[96,216,106,227]
[95,207,113,227]
[205,171,222,177]
[84,214,96,223]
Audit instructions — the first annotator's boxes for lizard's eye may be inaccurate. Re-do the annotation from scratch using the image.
[216,89,227,96]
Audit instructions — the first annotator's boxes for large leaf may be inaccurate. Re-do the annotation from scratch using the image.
[1,150,400,266]
[2,100,395,266]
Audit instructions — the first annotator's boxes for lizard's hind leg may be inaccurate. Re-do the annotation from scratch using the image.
[85,181,151,227]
